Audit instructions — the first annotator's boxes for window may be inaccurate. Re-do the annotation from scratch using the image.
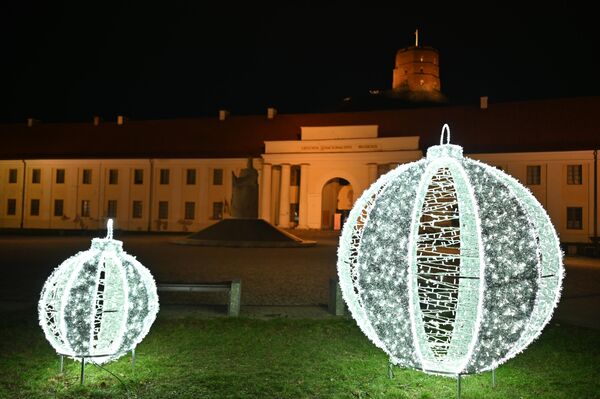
[567,165,582,185]
[56,169,65,184]
[158,201,169,219]
[32,168,41,184]
[186,169,196,185]
[30,199,40,216]
[290,167,300,186]
[132,201,143,219]
[6,199,16,215]
[107,200,117,218]
[109,169,119,185]
[8,169,17,184]
[159,169,170,185]
[212,202,223,220]
[526,165,541,185]
[82,169,92,184]
[134,169,144,185]
[567,207,583,229]
[81,200,91,217]
[184,202,195,220]
[54,199,64,217]
[213,168,223,185]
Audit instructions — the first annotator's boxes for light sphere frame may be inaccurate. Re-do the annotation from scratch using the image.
[337,124,564,379]
[38,219,159,367]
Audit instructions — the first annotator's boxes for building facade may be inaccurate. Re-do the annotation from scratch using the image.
[0,119,598,249]
[1,40,598,246]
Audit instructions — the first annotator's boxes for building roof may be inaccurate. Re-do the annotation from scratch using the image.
[1,96,599,160]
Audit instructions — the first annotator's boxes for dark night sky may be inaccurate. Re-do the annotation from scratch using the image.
[1,3,598,123]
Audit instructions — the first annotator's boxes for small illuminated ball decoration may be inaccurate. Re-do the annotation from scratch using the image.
[38,219,159,364]
[337,124,564,376]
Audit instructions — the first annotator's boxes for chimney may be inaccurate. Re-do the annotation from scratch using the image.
[93,116,101,126]
[117,115,126,125]
[267,107,277,119]
[218,109,229,121]
[480,96,488,110]
[27,118,37,127]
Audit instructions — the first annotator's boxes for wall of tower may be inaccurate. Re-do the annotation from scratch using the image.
[392,47,441,93]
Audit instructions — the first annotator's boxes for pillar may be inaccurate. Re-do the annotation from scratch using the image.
[278,164,291,228]
[298,163,309,229]
[260,163,272,222]
[368,163,378,184]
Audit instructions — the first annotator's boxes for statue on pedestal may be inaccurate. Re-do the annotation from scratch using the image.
[231,158,258,218]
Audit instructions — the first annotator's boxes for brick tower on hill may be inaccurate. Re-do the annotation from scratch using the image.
[391,29,444,102]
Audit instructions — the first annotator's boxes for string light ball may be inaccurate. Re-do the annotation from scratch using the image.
[39,219,159,364]
[337,124,563,376]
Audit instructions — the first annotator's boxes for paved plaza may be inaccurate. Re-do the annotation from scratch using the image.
[0,230,598,328]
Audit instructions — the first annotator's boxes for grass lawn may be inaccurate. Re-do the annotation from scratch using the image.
[0,309,598,399]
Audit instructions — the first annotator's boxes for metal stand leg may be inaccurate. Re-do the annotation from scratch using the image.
[492,368,496,388]
[388,360,394,379]
[80,357,85,385]
[132,348,136,371]
[59,355,64,374]
[456,374,462,399]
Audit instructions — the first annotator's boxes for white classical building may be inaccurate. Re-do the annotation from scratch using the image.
[0,101,598,252]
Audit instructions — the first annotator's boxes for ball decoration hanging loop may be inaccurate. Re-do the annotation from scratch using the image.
[337,124,564,376]
[39,219,159,364]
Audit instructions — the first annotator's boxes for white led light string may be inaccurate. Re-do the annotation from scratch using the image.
[39,219,159,365]
[337,123,564,379]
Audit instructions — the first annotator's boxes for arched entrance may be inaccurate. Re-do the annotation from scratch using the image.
[321,178,354,230]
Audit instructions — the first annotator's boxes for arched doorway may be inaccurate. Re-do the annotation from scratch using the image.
[321,178,354,230]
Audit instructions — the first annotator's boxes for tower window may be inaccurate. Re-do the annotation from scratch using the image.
[420,67,424,73]
[420,79,424,86]
[420,56,424,62]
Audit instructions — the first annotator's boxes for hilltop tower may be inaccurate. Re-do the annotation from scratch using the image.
[391,30,443,101]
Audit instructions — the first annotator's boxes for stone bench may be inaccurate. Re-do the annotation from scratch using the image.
[157,279,241,317]
[328,278,346,316]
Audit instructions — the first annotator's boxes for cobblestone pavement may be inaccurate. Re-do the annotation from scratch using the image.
[0,230,599,328]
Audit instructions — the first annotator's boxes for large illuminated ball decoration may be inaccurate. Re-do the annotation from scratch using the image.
[39,220,159,364]
[337,124,563,376]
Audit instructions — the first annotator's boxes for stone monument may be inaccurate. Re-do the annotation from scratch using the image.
[231,158,258,218]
